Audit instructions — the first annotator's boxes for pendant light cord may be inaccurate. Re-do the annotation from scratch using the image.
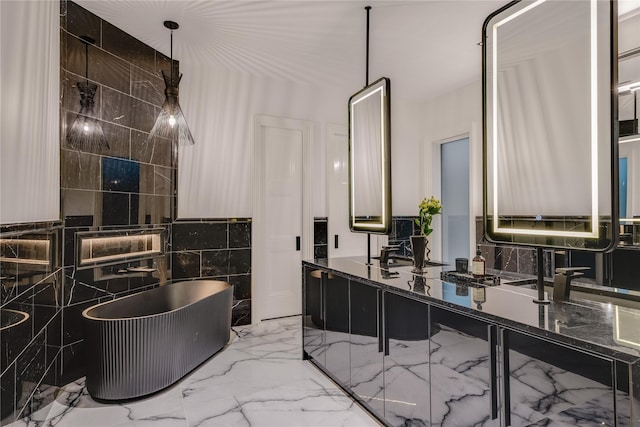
[365,5,371,87]
[84,42,89,86]
[170,29,174,86]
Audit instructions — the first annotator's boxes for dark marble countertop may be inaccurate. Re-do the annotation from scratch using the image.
[303,257,640,364]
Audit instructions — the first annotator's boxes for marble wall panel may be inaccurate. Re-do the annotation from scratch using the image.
[171,219,252,325]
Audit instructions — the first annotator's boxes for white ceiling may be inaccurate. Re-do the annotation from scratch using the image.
[75,0,640,103]
[75,0,509,102]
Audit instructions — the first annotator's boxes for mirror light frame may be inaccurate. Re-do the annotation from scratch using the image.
[348,77,392,234]
[482,0,618,251]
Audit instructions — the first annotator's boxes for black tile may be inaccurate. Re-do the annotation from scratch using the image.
[314,245,328,259]
[229,222,251,249]
[64,216,93,228]
[0,363,18,421]
[46,310,62,350]
[131,130,172,167]
[16,331,47,383]
[171,251,201,280]
[518,248,536,276]
[229,274,251,300]
[32,306,59,340]
[314,220,327,245]
[58,341,85,385]
[172,222,227,251]
[101,87,156,132]
[231,299,251,326]
[154,166,172,196]
[229,249,251,275]
[65,33,130,94]
[63,272,112,306]
[62,300,98,346]
[65,2,101,47]
[101,193,130,226]
[202,250,230,276]
[139,163,155,195]
[131,65,165,107]
[498,246,518,273]
[102,20,156,74]
[60,149,101,191]
[394,218,416,241]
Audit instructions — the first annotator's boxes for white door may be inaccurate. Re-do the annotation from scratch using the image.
[326,124,368,257]
[254,116,312,322]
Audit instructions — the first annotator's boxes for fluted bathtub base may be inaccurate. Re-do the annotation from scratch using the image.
[83,280,233,401]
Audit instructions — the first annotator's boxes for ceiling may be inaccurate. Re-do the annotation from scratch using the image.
[76,0,640,103]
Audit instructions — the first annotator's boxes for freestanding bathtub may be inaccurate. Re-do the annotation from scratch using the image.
[82,280,233,401]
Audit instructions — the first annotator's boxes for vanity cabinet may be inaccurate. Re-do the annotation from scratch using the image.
[502,329,618,426]
[302,260,640,426]
[429,306,500,426]
[350,280,385,418]
[383,292,431,425]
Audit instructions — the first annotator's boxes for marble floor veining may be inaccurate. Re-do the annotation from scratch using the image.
[6,317,379,427]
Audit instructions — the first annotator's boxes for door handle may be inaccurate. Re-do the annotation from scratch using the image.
[488,325,498,420]
[334,234,339,249]
[377,289,384,353]
[502,328,511,426]
[296,236,301,251]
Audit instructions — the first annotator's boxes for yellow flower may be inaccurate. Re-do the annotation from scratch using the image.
[415,196,442,236]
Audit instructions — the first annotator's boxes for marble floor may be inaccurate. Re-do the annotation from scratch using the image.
[7,316,379,427]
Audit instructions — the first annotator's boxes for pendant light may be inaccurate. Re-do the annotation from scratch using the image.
[67,35,109,150]
[148,20,194,146]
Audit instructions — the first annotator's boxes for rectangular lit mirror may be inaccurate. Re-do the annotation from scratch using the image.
[483,0,617,251]
[348,77,391,234]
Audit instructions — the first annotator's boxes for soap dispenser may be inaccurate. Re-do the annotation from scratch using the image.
[472,246,486,278]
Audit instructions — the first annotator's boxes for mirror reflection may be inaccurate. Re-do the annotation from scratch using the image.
[349,77,391,234]
[618,15,640,245]
[483,0,616,251]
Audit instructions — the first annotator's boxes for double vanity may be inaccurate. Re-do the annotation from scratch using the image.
[302,257,640,426]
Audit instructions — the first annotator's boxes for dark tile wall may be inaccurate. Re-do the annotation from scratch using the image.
[314,218,328,259]
[61,1,174,229]
[56,2,175,392]
[171,219,252,326]
[389,216,417,257]
[0,223,63,423]
[475,217,555,278]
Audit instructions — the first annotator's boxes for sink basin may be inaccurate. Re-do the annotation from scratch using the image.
[380,256,448,268]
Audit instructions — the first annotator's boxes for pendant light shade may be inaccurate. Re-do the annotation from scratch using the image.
[148,21,194,146]
[67,36,109,150]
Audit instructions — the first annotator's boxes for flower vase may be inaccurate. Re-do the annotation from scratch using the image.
[410,235,427,274]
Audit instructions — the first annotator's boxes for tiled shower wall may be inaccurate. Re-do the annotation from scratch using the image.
[58,0,174,389]
[171,220,252,326]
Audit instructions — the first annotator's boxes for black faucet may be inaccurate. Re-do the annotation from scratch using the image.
[380,245,401,267]
[553,267,590,302]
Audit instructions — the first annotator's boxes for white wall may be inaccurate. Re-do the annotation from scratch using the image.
[178,60,423,219]
[0,1,60,225]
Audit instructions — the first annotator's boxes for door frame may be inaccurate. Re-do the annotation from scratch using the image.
[252,114,313,324]
[420,129,478,262]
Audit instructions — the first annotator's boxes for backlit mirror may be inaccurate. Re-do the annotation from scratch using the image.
[348,77,391,234]
[483,0,617,251]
